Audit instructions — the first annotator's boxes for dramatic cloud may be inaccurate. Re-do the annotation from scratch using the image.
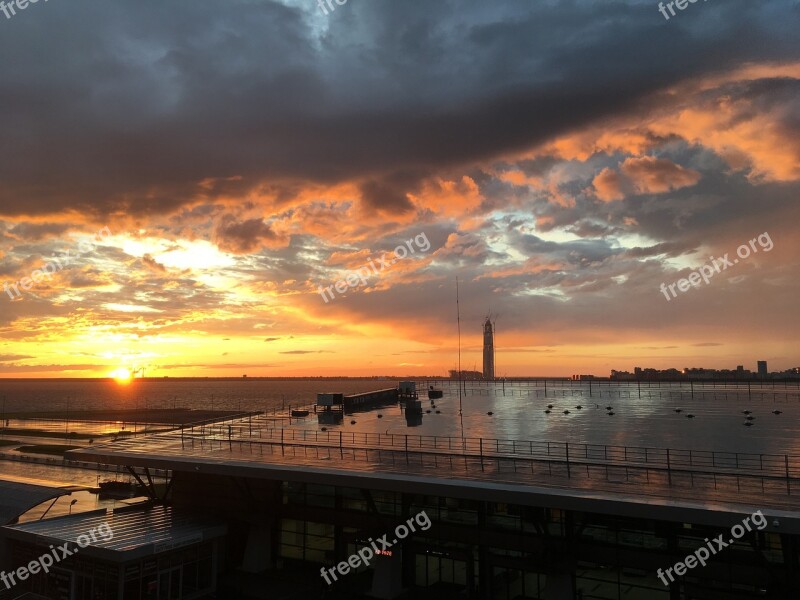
[593,157,701,201]
[0,0,798,376]
[215,217,283,254]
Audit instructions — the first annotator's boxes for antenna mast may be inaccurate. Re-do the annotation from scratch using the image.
[456,277,463,415]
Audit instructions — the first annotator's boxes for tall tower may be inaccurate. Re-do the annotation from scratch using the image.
[758,361,768,378]
[483,317,495,380]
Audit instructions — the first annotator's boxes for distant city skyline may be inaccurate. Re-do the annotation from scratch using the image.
[610,361,800,381]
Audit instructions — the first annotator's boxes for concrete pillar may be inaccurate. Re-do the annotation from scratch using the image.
[240,522,272,573]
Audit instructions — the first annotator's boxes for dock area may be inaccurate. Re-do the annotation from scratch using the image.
[316,387,400,414]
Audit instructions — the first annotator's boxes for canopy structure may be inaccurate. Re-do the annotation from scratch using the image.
[3,505,227,563]
[0,479,80,525]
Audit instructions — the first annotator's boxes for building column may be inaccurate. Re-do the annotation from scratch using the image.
[476,501,492,600]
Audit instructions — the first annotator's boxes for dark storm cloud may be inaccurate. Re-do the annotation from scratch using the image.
[214,216,280,254]
[0,0,797,216]
[141,254,167,272]
[359,173,422,214]
[517,234,618,266]
[625,242,696,259]
[5,223,72,241]
[566,222,622,239]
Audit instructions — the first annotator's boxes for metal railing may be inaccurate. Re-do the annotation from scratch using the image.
[177,422,800,496]
[412,379,800,402]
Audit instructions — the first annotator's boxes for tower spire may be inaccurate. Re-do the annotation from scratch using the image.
[483,315,495,380]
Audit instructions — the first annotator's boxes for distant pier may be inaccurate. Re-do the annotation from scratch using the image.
[316,388,399,415]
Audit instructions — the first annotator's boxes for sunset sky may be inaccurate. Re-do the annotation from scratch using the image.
[0,0,798,378]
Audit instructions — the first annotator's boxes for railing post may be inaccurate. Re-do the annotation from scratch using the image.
[479,438,484,471]
[405,435,409,464]
[786,454,791,495]
[565,442,571,478]
[339,431,343,458]
[666,448,672,486]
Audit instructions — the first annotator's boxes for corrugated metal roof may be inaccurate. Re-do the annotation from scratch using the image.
[2,505,227,562]
[0,480,76,525]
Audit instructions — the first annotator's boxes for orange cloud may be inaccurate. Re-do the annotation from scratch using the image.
[592,167,626,202]
[592,157,700,201]
[620,156,701,194]
[498,170,544,189]
[408,176,483,218]
[647,96,800,182]
[508,61,800,186]
[326,249,374,269]
[546,128,659,163]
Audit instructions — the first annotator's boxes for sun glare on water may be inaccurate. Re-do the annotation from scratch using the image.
[110,368,132,384]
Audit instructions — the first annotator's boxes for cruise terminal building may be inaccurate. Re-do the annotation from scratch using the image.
[3,387,800,600]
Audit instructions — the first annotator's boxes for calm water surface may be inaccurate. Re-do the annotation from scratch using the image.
[283,380,800,457]
[1,379,799,456]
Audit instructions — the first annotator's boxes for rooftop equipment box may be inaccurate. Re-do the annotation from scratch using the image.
[399,381,416,395]
[317,393,343,406]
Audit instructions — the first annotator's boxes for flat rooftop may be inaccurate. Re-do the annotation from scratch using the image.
[68,409,800,533]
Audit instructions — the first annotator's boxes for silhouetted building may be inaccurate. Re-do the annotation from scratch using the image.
[449,369,483,380]
[613,366,760,380]
[758,361,768,378]
[483,317,495,380]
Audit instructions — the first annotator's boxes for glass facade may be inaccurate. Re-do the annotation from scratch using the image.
[7,540,215,600]
[274,482,798,599]
[119,542,214,600]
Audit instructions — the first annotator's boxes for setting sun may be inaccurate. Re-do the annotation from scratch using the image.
[109,368,132,383]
